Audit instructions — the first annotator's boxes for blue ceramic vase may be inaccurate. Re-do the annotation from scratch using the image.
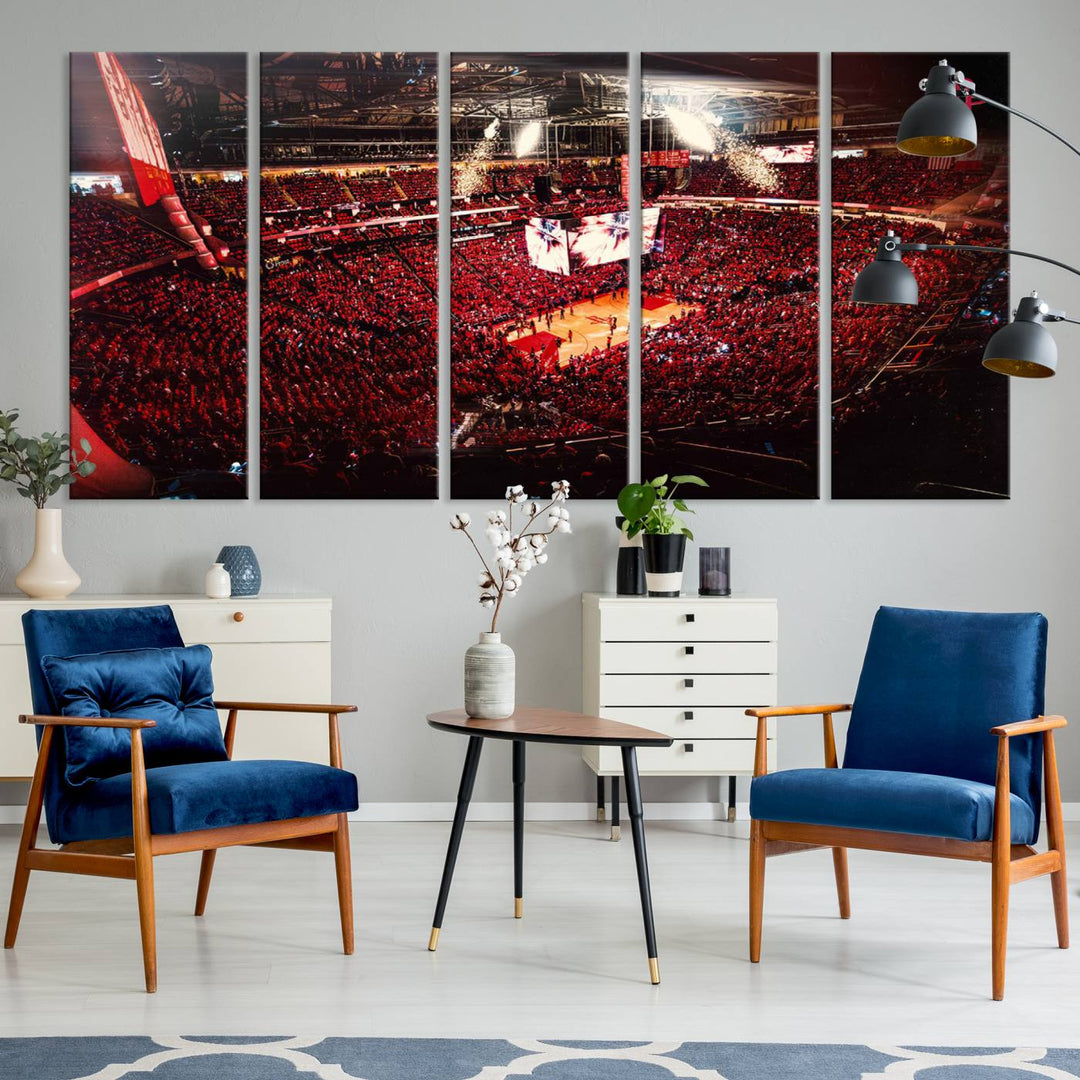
[217,545,261,597]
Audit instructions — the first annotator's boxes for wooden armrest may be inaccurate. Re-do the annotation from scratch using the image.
[990,715,1067,738]
[213,701,358,715]
[745,703,852,719]
[19,713,156,730]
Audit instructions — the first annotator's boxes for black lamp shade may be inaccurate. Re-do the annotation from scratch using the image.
[897,64,977,157]
[851,257,919,305]
[982,320,1058,378]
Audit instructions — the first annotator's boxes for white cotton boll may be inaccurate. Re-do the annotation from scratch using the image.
[450,512,471,529]
[487,510,506,526]
[552,479,571,501]
[535,553,548,564]
[485,526,502,547]
[529,534,545,550]
[479,594,496,608]
[557,521,571,534]
[547,513,559,528]
[478,571,494,588]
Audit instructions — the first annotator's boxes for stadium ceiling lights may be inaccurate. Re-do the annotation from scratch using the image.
[898,59,1080,160]
[514,120,543,159]
[851,232,1080,378]
[664,106,716,153]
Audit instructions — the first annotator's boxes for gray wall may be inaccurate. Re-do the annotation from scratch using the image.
[3,0,1080,807]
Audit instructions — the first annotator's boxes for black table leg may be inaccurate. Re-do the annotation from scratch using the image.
[728,775,738,823]
[621,745,660,984]
[610,775,621,841]
[596,774,606,823]
[513,740,525,918]
[429,735,483,950]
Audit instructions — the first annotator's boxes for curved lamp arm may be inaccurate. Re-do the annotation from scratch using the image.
[968,90,1080,161]
[894,240,1080,281]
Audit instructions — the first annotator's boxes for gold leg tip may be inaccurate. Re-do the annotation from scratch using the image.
[514,898,523,919]
[596,809,606,822]
[648,957,660,984]
[610,826,621,842]
[427,927,440,951]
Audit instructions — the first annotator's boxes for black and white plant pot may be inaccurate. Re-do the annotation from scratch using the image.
[642,533,687,597]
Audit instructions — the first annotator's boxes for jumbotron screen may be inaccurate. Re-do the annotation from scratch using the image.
[568,210,630,269]
[642,206,661,254]
[525,217,570,276]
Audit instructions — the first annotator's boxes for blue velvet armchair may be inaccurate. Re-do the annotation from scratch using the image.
[4,605,360,992]
[747,606,1068,1000]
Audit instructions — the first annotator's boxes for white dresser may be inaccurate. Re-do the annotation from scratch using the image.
[0,594,333,781]
[582,592,778,829]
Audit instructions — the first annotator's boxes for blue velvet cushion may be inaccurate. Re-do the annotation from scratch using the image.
[23,605,186,845]
[40,645,228,786]
[51,759,359,843]
[843,606,1047,832]
[750,767,1037,844]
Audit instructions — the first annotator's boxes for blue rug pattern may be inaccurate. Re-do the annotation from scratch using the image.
[2,1037,1078,1080]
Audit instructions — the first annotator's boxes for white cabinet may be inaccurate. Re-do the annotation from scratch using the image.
[582,593,778,817]
[0,594,333,779]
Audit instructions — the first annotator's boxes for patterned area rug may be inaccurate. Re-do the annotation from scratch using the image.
[3,1038,1079,1079]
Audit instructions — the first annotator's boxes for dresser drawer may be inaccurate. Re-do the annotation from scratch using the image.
[172,600,330,645]
[600,673,776,708]
[592,738,771,775]
[601,641,776,675]
[599,705,773,741]
[599,601,776,643]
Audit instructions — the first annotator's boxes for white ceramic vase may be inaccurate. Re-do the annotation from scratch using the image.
[15,508,81,600]
[204,562,231,599]
[464,631,515,719]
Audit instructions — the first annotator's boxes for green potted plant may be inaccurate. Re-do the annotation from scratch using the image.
[617,474,708,596]
[0,409,96,599]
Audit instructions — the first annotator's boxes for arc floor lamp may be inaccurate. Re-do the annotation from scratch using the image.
[851,59,1080,378]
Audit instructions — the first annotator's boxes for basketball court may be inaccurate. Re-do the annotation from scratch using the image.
[501,292,699,365]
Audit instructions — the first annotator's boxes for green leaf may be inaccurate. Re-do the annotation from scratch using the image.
[671,474,709,487]
[60,473,77,484]
[617,483,656,523]
[649,474,668,488]
[79,438,91,454]
[681,526,695,541]
[0,465,15,481]
[77,461,97,476]
[673,499,692,513]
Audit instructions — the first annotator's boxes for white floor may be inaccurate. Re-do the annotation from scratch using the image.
[1,819,1077,1046]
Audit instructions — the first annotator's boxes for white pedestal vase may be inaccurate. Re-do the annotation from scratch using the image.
[464,631,515,719]
[15,508,81,600]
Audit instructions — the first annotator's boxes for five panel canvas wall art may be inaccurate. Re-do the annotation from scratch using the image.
[66,51,1012,501]
[641,52,820,498]
[831,52,1010,499]
[69,52,248,499]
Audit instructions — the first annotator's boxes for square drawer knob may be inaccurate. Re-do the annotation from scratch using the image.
[684,678,695,689]
[684,710,694,721]
[685,613,695,623]
[684,645,695,655]
[684,743,694,752]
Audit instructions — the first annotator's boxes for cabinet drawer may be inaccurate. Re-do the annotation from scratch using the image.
[592,738,771,775]
[599,706,773,741]
[599,601,776,642]
[601,641,776,675]
[172,601,330,645]
[600,673,776,708]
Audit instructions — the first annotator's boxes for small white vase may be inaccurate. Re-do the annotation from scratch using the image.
[464,631,515,719]
[15,508,81,600]
[204,562,231,599]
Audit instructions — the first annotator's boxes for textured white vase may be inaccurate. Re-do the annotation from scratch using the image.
[204,562,231,599]
[464,631,515,719]
[15,508,81,600]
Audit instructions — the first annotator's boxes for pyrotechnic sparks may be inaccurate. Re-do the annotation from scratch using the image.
[714,127,780,193]
[454,117,501,196]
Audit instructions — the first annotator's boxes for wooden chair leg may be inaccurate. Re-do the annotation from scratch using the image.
[832,847,851,919]
[1044,731,1070,949]
[131,732,157,993]
[194,850,216,917]
[4,727,52,950]
[749,819,765,962]
[333,813,354,955]
[991,736,1011,1001]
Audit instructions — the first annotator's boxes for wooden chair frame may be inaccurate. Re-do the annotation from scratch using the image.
[746,703,1069,1001]
[4,700,358,993]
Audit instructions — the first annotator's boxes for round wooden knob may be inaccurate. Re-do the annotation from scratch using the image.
[233,611,244,623]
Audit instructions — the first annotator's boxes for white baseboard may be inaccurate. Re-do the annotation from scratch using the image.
[3,801,1080,826]
[349,800,748,823]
